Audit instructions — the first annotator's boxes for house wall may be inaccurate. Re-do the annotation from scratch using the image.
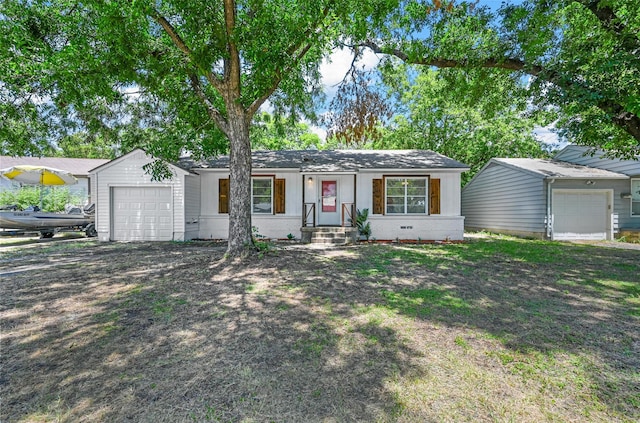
[92,150,187,241]
[184,174,201,240]
[197,169,466,241]
[197,169,304,240]
[462,162,547,237]
[358,170,465,240]
[555,145,640,176]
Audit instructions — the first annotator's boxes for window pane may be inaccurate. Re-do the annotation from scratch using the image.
[385,177,428,214]
[387,204,405,214]
[407,197,426,214]
[252,179,272,214]
[406,179,426,188]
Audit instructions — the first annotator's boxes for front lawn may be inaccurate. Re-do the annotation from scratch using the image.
[1,236,638,422]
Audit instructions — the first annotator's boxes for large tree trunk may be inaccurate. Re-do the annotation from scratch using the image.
[226,109,254,256]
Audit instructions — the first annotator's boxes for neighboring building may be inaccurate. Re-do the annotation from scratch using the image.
[90,149,469,242]
[0,156,109,204]
[461,145,640,240]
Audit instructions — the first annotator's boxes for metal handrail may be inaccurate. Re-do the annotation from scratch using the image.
[342,203,355,227]
[303,203,316,227]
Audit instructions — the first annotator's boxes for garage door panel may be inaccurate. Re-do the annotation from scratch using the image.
[553,191,608,241]
[112,187,173,241]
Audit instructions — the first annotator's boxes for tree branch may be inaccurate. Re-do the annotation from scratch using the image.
[363,40,640,142]
[151,10,225,93]
[188,74,229,134]
[575,1,640,54]
[223,0,241,98]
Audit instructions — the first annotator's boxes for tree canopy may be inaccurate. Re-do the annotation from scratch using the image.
[375,65,552,184]
[364,0,640,159]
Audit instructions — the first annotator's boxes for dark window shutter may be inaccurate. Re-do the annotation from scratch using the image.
[372,178,383,215]
[430,178,440,215]
[219,178,229,214]
[275,178,286,214]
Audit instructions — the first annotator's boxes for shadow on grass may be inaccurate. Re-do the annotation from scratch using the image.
[1,238,638,421]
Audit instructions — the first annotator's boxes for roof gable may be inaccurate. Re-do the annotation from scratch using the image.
[90,149,191,177]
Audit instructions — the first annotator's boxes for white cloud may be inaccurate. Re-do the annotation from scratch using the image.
[320,47,381,94]
[534,124,564,149]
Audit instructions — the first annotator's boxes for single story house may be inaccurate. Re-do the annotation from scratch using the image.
[90,149,469,242]
[461,145,640,240]
[0,156,109,204]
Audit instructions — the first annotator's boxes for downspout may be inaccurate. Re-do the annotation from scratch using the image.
[546,178,555,239]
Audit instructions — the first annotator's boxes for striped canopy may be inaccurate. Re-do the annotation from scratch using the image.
[0,165,78,186]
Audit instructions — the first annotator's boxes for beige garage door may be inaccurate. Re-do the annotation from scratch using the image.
[112,187,173,241]
[552,190,609,240]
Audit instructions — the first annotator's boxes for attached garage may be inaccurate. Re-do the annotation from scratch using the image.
[90,149,199,242]
[111,187,173,241]
[552,190,611,240]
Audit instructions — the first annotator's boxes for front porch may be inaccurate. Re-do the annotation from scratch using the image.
[301,201,359,244]
[300,226,359,245]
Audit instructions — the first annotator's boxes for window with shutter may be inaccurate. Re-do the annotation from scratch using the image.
[372,178,383,214]
[218,178,229,214]
[430,178,441,215]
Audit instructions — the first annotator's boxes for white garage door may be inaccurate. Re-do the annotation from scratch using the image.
[552,190,609,240]
[112,187,173,241]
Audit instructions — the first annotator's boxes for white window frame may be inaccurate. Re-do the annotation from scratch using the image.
[251,177,273,214]
[631,178,640,217]
[385,177,429,215]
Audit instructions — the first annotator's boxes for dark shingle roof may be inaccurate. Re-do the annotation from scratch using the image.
[179,150,468,172]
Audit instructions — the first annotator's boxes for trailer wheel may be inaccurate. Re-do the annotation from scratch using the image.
[40,231,55,239]
[85,223,97,237]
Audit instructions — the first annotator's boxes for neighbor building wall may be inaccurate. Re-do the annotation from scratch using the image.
[462,161,547,237]
[555,145,640,176]
[551,178,638,231]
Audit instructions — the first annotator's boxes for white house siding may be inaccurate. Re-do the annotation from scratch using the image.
[197,169,304,240]
[184,174,201,240]
[91,150,188,241]
[462,162,547,238]
[358,171,465,240]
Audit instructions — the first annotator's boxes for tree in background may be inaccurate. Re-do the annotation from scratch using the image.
[376,65,552,184]
[1,0,399,256]
[251,112,323,151]
[364,0,640,159]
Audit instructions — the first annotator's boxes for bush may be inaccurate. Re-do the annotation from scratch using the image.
[0,186,83,212]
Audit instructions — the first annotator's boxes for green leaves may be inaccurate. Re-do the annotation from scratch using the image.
[377,64,551,184]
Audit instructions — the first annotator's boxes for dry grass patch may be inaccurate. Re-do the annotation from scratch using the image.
[1,236,638,422]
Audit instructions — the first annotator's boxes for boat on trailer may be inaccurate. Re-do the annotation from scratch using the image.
[0,205,96,238]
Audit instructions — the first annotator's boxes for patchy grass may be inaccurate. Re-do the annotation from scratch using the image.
[1,236,638,422]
